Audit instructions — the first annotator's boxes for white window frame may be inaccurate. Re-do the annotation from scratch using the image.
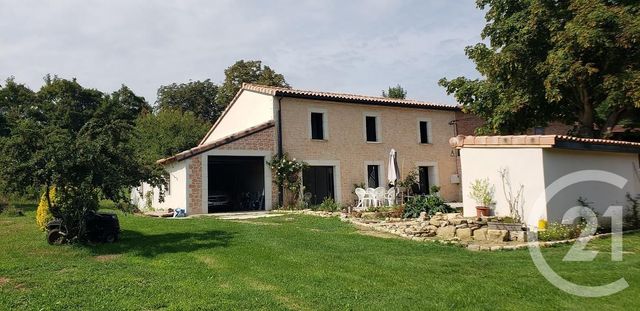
[308,108,328,141]
[363,112,381,143]
[363,161,385,188]
[417,117,433,144]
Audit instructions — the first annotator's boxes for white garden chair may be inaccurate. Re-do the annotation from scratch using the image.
[354,188,370,211]
[386,187,396,206]
[373,187,387,207]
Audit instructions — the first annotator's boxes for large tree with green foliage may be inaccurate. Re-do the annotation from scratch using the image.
[215,60,289,108]
[382,84,407,99]
[440,0,640,138]
[156,79,220,123]
[134,109,211,163]
[0,77,164,241]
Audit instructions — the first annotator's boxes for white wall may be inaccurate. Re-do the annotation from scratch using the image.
[131,160,188,211]
[460,147,547,227]
[202,90,275,144]
[542,149,640,226]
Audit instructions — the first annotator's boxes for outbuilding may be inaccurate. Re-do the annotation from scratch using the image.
[451,135,640,229]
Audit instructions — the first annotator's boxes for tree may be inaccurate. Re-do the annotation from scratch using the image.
[156,79,220,123]
[0,76,165,241]
[215,60,289,108]
[382,84,407,99]
[134,109,211,163]
[0,77,39,137]
[439,0,640,138]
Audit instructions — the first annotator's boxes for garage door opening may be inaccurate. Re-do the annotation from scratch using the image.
[207,156,265,213]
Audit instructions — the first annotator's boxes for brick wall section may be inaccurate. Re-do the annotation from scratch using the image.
[188,156,203,214]
[453,112,571,184]
[215,126,278,207]
[454,111,485,136]
[216,126,275,151]
[454,111,571,136]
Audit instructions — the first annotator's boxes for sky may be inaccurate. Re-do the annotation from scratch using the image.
[0,0,486,106]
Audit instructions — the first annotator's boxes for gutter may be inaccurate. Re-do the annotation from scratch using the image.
[276,96,284,207]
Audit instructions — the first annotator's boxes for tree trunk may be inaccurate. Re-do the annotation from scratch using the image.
[576,84,595,138]
[602,107,627,139]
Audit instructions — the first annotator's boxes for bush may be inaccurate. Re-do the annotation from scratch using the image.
[388,205,404,218]
[403,194,454,218]
[626,193,640,229]
[1,204,24,217]
[36,187,56,231]
[538,222,583,241]
[0,196,7,214]
[311,197,342,212]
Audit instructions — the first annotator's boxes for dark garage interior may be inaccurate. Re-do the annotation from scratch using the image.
[207,156,265,213]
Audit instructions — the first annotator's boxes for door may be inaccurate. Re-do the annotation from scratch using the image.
[418,166,430,195]
[208,156,265,212]
[303,166,334,205]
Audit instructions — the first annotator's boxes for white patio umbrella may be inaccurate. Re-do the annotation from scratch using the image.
[388,149,400,186]
[388,149,401,205]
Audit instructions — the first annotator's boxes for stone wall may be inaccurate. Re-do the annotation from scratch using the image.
[280,97,461,203]
[187,157,203,214]
[216,126,275,151]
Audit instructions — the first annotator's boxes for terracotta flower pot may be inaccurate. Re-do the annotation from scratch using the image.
[476,206,490,217]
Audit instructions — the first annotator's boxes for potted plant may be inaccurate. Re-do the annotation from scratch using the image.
[469,178,494,217]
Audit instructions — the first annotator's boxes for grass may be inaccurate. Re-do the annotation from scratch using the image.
[1,204,640,310]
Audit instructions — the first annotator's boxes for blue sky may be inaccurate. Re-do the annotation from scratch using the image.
[0,0,485,105]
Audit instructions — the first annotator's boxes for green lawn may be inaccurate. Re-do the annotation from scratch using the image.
[1,206,639,310]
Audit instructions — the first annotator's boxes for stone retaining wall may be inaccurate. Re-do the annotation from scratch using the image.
[275,209,634,252]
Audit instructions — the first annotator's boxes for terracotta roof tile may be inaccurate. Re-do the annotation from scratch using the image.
[242,83,459,110]
[157,121,275,165]
[449,134,640,152]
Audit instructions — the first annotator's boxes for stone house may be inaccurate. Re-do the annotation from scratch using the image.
[132,83,464,214]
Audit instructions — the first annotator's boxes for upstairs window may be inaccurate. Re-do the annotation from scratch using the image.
[367,165,380,188]
[311,112,325,140]
[365,116,378,142]
[419,121,429,144]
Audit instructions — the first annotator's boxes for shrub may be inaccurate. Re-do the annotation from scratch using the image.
[538,222,583,241]
[312,197,342,212]
[0,196,7,214]
[143,190,154,211]
[625,193,640,229]
[2,203,24,217]
[388,205,404,218]
[267,154,307,207]
[403,194,454,218]
[36,187,56,231]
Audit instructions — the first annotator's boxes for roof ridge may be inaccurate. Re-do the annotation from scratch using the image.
[449,134,640,148]
[241,83,458,109]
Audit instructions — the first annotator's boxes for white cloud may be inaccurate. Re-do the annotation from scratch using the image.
[0,0,485,104]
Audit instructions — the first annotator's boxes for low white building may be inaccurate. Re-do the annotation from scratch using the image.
[450,135,640,229]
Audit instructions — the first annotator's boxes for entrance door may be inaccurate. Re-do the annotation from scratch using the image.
[303,166,334,205]
[418,166,430,195]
